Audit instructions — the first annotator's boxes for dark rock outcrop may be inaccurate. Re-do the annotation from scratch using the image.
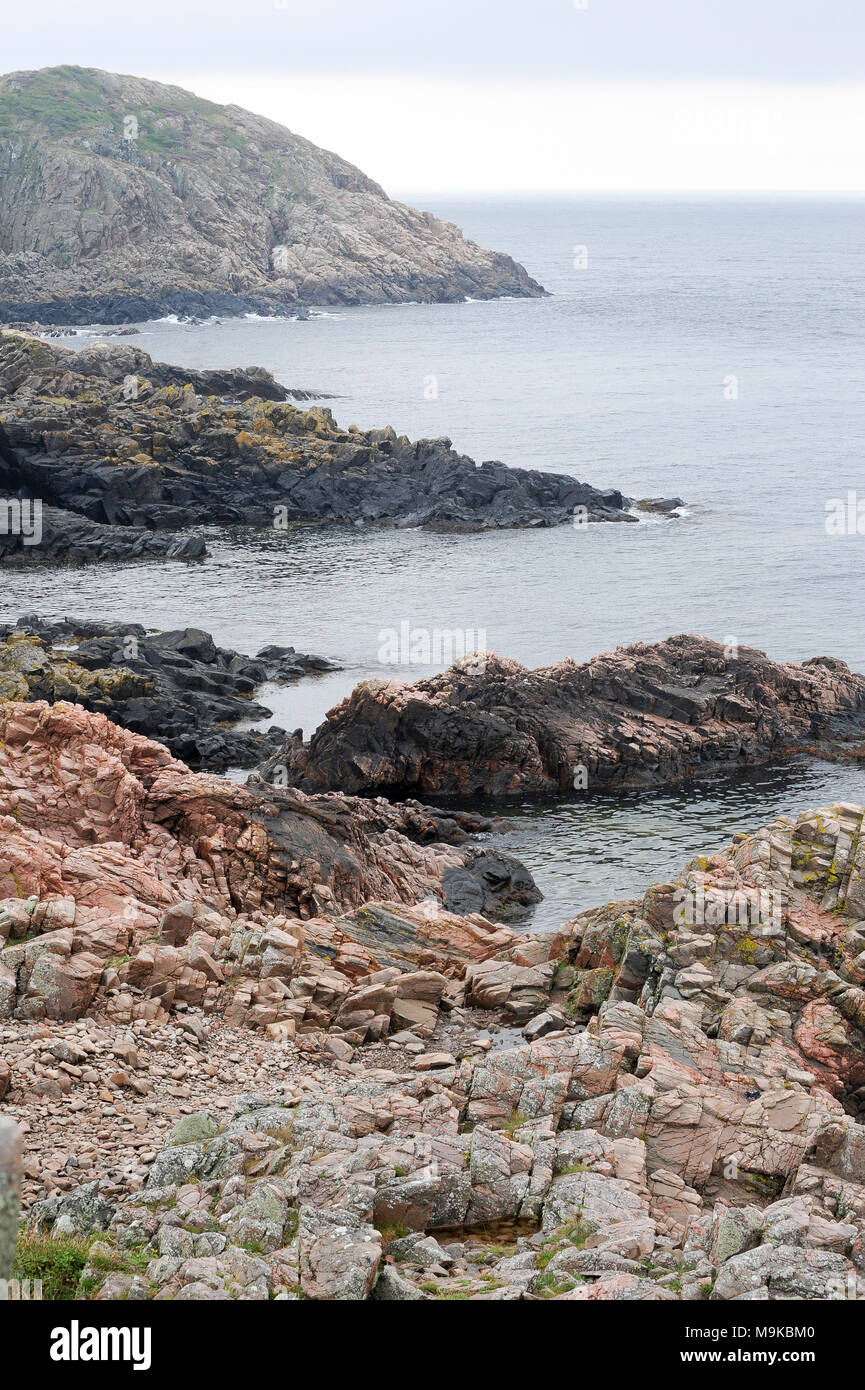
[0,617,337,771]
[0,66,544,321]
[274,635,865,800]
[0,332,665,557]
[42,340,323,402]
[0,504,207,565]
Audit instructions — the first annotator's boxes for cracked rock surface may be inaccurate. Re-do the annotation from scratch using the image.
[6,691,865,1299]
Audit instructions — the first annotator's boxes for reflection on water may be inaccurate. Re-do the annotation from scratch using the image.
[485,758,865,931]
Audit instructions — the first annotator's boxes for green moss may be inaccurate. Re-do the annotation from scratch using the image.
[535,1270,579,1298]
[88,1242,151,1276]
[376,1221,409,1244]
[536,1215,596,1270]
[0,67,111,137]
[0,65,252,158]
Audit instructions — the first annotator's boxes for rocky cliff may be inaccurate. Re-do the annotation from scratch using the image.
[0,66,545,323]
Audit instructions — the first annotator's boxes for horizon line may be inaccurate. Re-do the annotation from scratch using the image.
[394,188,865,200]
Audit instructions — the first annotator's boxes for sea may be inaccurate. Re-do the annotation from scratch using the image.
[4,195,865,928]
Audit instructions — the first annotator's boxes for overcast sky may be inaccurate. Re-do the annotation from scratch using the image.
[5,0,865,193]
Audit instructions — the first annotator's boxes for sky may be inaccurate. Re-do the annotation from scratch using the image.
[3,0,865,194]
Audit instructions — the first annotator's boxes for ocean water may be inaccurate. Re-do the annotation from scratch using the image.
[3,196,865,925]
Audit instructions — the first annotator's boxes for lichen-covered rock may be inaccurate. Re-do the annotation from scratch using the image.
[0,329,640,555]
[0,617,335,770]
[166,1114,220,1148]
[298,1205,382,1300]
[29,1180,115,1237]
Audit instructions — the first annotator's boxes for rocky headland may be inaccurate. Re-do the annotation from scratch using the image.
[275,634,865,800]
[4,692,865,1300]
[0,66,545,323]
[0,331,676,562]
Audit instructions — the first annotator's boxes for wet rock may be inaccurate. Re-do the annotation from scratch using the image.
[0,699,540,1026]
[279,636,865,799]
[523,1010,566,1042]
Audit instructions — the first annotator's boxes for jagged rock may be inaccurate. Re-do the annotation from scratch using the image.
[466,957,557,1022]
[0,616,336,770]
[712,1245,849,1300]
[18,950,104,1022]
[0,330,644,552]
[523,1010,566,1041]
[371,1265,432,1300]
[29,1180,115,1236]
[298,1205,382,1300]
[55,341,306,402]
[0,700,539,1029]
[9,702,865,1303]
[279,635,865,799]
[0,505,208,564]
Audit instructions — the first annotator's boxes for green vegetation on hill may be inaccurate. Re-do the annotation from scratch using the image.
[0,65,239,154]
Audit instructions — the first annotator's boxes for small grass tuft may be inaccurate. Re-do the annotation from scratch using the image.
[13,1230,93,1300]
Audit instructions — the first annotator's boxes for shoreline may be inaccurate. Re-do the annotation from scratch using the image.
[0,330,682,566]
